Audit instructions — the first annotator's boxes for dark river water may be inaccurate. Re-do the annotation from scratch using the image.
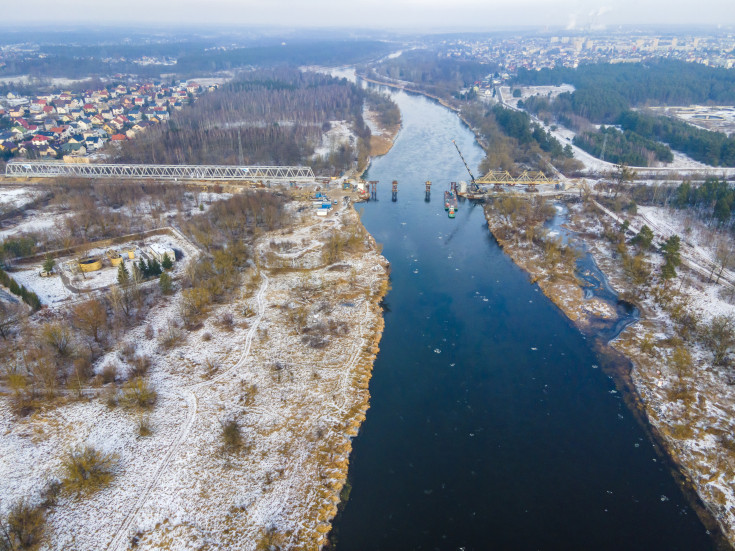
[332,87,713,550]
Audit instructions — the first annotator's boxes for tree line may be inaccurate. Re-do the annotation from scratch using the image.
[673,178,735,225]
[619,111,735,167]
[113,69,371,175]
[462,103,580,176]
[515,60,735,113]
[516,61,735,167]
[365,49,497,98]
[572,125,673,167]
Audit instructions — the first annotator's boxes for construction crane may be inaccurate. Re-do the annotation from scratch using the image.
[452,139,481,192]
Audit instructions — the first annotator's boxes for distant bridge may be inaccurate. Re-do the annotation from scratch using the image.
[4,161,315,182]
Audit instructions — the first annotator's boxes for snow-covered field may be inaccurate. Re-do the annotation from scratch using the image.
[648,105,735,136]
[9,229,200,307]
[0,209,70,240]
[0,186,43,214]
[1,197,388,550]
[312,120,354,159]
[498,84,575,110]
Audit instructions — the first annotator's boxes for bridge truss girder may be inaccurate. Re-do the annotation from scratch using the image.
[475,170,554,186]
[5,161,315,182]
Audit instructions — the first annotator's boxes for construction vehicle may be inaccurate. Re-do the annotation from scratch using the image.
[451,139,484,197]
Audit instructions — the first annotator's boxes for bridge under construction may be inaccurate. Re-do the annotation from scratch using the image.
[4,161,316,182]
[475,170,555,186]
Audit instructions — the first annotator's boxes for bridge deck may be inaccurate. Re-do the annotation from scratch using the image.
[4,161,315,182]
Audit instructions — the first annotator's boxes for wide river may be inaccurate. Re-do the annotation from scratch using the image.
[332,87,714,550]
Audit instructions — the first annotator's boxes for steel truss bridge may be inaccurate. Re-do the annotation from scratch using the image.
[4,161,315,182]
[475,170,555,186]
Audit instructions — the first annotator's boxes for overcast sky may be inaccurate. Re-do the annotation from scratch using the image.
[12,0,735,30]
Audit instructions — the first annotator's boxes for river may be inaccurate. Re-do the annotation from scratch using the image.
[331,86,714,550]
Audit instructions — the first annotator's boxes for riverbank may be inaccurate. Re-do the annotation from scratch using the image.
[363,106,401,159]
[484,195,733,549]
[0,192,389,550]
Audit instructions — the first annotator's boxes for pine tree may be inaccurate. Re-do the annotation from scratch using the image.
[631,225,654,250]
[42,254,55,274]
[161,252,173,270]
[662,235,681,269]
[138,259,149,278]
[661,259,677,284]
[117,262,130,286]
[159,272,172,295]
[149,258,162,277]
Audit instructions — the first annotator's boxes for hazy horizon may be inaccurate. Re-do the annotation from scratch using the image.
[8,0,735,32]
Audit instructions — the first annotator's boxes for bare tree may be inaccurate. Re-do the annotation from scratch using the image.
[72,298,108,343]
[0,301,24,340]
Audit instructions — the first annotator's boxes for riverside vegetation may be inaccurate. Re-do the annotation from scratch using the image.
[484,179,735,546]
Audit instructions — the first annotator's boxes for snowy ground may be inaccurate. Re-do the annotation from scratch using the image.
[0,196,388,550]
[647,105,735,136]
[498,84,575,110]
[0,209,70,240]
[9,229,199,307]
[565,200,735,543]
[0,187,43,213]
[312,120,354,159]
[494,90,735,176]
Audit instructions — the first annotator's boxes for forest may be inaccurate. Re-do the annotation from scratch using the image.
[175,41,393,74]
[673,178,735,225]
[618,111,735,167]
[515,60,735,113]
[461,103,580,176]
[365,49,497,98]
[0,40,394,79]
[113,69,370,176]
[573,125,674,167]
[516,60,735,166]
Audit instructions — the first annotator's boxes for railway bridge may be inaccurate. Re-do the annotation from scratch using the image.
[4,161,315,183]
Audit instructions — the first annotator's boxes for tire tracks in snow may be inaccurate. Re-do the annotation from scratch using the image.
[106,274,269,551]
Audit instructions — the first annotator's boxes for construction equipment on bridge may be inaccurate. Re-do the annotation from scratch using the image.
[5,161,315,183]
[452,139,482,195]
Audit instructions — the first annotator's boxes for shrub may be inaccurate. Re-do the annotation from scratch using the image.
[216,311,234,330]
[1,499,47,551]
[159,272,173,295]
[40,322,73,357]
[158,321,184,349]
[121,377,157,410]
[137,415,152,437]
[129,355,151,378]
[60,445,116,495]
[220,417,242,454]
[101,362,118,384]
[40,479,62,508]
[144,324,155,340]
